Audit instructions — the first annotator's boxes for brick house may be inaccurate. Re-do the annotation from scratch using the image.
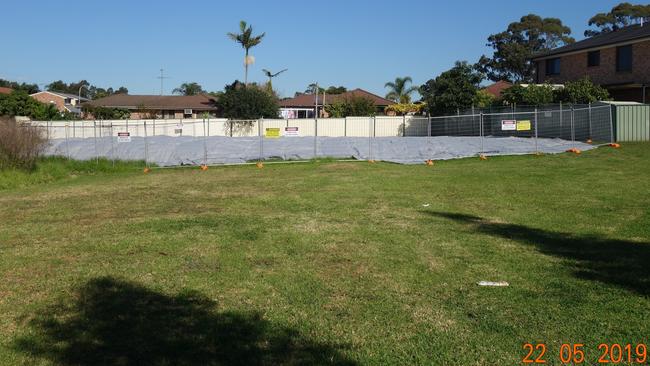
[0,87,13,95]
[279,88,394,118]
[30,91,88,115]
[532,24,650,103]
[85,94,218,119]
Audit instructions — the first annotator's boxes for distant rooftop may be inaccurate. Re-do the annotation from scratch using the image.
[279,88,394,108]
[87,94,218,110]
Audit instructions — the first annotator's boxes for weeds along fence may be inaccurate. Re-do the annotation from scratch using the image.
[30,103,615,166]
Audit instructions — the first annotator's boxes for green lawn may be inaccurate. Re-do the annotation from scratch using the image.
[1,145,649,365]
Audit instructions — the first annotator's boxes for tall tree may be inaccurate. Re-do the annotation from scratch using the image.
[0,79,40,94]
[45,80,128,99]
[384,76,419,104]
[172,82,205,96]
[476,14,574,83]
[585,2,650,36]
[227,21,265,85]
[420,61,483,116]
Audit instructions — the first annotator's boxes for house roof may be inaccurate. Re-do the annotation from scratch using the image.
[0,87,14,95]
[482,81,512,99]
[533,24,650,60]
[30,90,90,101]
[279,88,394,108]
[87,94,218,110]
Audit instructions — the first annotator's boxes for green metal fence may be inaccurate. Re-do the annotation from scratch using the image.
[613,104,650,142]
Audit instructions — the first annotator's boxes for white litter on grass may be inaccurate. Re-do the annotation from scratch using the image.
[422,203,430,207]
[477,281,509,287]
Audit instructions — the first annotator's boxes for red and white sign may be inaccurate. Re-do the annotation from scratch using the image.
[284,126,299,136]
[501,120,517,131]
[117,132,131,142]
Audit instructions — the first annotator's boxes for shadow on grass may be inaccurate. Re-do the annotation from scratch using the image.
[14,277,355,365]
[426,211,650,296]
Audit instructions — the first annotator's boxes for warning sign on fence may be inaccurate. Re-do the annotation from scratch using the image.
[117,132,131,143]
[284,127,299,137]
[265,128,280,138]
[501,120,516,131]
[516,120,531,131]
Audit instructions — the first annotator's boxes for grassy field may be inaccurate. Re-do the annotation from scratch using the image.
[1,145,649,365]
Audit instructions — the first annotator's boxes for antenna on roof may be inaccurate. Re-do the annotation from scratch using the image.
[156,68,171,95]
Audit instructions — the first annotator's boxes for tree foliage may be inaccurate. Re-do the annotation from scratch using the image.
[585,2,650,36]
[420,61,483,115]
[473,90,496,108]
[172,82,205,96]
[501,84,555,106]
[325,97,377,117]
[385,103,425,116]
[302,85,347,96]
[384,77,419,104]
[227,21,265,84]
[476,14,574,83]
[0,79,40,94]
[82,105,131,120]
[554,77,610,104]
[216,81,279,119]
[46,80,128,100]
[0,91,76,120]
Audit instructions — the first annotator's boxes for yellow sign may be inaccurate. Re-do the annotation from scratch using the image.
[265,128,280,138]
[516,120,531,131]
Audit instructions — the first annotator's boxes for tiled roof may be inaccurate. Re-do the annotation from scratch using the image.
[87,94,218,110]
[279,88,394,107]
[0,87,13,95]
[482,81,512,98]
[533,24,650,59]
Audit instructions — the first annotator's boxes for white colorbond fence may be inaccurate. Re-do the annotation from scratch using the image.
[32,116,431,140]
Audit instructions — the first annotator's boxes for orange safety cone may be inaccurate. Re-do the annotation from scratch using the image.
[256,161,264,168]
[200,165,208,171]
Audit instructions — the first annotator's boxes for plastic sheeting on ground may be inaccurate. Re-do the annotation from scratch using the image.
[44,136,597,166]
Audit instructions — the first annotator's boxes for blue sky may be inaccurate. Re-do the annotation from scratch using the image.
[2,0,625,98]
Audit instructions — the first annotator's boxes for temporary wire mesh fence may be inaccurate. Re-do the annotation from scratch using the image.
[34,103,614,167]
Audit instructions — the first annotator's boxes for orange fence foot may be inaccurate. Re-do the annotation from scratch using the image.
[586,139,593,144]
[256,161,264,168]
[200,165,208,171]
[425,159,434,166]
[566,148,581,154]
[479,154,488,160]
[609,143,621,148]
[143,167,151,174]
[368,160,376,164]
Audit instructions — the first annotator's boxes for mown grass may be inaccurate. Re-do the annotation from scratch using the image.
[0,144,649,365]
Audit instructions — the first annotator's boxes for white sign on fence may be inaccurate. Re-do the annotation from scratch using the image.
[284,127,299,137]
[501,120,517,131]
[117,132,131,143]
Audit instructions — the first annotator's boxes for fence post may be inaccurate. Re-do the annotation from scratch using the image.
[93,120,98,165]
[402,115,406,137]
[344,116,347,137]
[144,121,149,169]
[589,102,592,140]
[427,112,431,137]
[110,122,115,167]
[202,118,208,166]
[609,104,615,143]
[571,106,576,149]
[534,108,539,154]
[559,101,563,139]
[314,116,318,158]
[478,111,485,154]
[257,117,264,161]
[65,122,70,159]
[369,116,373,161]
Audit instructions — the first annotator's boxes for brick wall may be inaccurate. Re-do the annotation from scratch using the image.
[537,39,650,86]
[31,92,67,112]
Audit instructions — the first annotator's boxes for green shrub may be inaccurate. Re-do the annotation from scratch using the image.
[325,96,377,117]
[216,82,279,120]
[554,77,610,104]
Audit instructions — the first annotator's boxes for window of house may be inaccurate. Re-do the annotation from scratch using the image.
[545,58,560,75]
[587,50,600,67]
[616,45,633,72]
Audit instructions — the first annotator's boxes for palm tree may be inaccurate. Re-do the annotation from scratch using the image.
[384,76,419,104]
[172,82,205,96]
[227,21,266,85]
[262,68,287,92]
